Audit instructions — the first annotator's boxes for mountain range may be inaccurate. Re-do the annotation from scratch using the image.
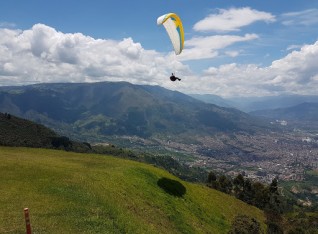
[250,102,318,122]
[192,93,318,112]
[0,82,271,143]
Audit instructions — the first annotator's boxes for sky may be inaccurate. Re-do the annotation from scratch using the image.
[1,0,318,97]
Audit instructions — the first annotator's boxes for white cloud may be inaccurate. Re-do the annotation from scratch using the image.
[282,9,318,26]
[180,34,258,61]
[0,24,189,88]
[1,23,318,98]
[225,50,240,57]
[286,44,304,51]
[271,42,318,85]
[182,7,271,62]
[193,7,275,32]
[188,41,318,97]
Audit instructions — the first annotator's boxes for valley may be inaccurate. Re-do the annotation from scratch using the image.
[1,81,317,208]
[99,128,318,185]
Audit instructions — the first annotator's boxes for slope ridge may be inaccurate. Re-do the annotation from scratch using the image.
[0,147,266,233]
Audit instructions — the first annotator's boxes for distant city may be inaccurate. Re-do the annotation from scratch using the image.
[124,121,318,184]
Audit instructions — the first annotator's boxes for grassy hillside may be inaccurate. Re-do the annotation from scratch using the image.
[0,147,266,233]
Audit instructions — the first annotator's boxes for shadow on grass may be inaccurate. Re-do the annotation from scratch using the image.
[157,177,186,197]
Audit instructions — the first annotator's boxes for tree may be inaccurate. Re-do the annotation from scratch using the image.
[269,178,278,194]
[4,113,11,119]
[287,227,306,234]
[252,182,267,209]
[207,171,217,184]
[51,136,72,149]
[239,178,254,204]
[228,215,261,234]
[266,221,283,234]
[218,175,232,194]
[207,171,221,190]
[233,174,245,199]
[266,178,286,215]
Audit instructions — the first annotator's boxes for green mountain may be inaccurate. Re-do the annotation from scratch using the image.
[0,112,57,148]
[0,146,266,233]
[0,112,91,151]
[0,82,271,142]
[190,93,233,108]
[191,94,318,112]
[250,102,318,122]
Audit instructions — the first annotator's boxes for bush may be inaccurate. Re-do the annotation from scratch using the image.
[228,214,261,234]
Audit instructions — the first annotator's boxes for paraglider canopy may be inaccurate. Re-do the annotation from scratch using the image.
[157,13,184,55]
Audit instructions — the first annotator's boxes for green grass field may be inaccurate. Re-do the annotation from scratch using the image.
[0,146,266,233]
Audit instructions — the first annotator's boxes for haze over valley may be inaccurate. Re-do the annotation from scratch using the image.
[1,82,317,188]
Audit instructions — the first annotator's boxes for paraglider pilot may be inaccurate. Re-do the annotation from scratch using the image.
[170,73,181,81]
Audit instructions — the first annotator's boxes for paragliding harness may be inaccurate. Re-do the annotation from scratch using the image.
[170,73,181,81]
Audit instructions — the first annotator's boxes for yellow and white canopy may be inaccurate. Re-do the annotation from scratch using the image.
[157,13,184,55]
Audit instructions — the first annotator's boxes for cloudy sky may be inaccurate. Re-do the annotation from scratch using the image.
[1,0,318,97]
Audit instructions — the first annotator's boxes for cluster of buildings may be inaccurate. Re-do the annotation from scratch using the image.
[160,131,318,184]
[117,127,317,186]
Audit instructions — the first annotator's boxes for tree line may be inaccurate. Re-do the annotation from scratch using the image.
[207,171,318,233]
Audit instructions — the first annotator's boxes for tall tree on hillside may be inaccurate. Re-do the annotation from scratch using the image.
[218,175,233,194]
[233,174,245,199]
[269,178,278,193]
[242,178,255,204]
[208,171,220,190]
[266,178,287,214]
[252,182,268,209]
[207,171,217,184]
